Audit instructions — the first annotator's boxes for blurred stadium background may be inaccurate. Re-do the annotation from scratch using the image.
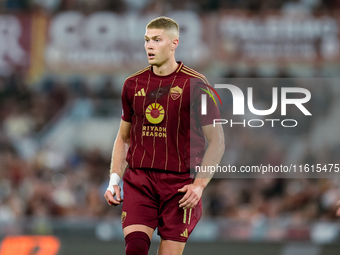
[1,0,340,254]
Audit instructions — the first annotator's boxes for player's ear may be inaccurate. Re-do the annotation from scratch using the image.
[171,38,179,50]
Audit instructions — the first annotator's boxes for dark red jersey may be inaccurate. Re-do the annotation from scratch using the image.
[121,61,220,173]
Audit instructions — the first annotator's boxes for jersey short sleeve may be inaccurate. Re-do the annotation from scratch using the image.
[121,79,134,122]
[192,82,221,127]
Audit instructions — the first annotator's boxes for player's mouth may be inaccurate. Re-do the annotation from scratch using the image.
[148,53,155,60]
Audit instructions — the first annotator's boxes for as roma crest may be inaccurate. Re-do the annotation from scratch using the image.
[121,211,127,223]
[170,86,183,100]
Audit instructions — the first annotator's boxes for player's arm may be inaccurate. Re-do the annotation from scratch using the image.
[194,123,225,186]
[178,124,225,209]
[104,119,131,206]
[336,200,340,216]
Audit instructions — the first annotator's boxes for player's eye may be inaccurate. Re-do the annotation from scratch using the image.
[145,39,149,42]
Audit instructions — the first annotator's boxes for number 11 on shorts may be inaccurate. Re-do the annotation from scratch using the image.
[183,208,192,224]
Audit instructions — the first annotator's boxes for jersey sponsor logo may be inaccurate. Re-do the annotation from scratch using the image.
[121,211,127,223]
[180,228,188,238]
[145,103,164,124]
[170,86,183,100]
[135,88,146,96]
[142,125,166,137]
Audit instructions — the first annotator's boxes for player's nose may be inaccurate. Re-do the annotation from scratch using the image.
[145,41,154,49]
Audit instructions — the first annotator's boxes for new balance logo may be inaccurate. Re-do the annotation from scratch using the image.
[135,88,146,96]
[180,229,188,238]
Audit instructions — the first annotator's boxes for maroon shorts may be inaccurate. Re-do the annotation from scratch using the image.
[121,168,202,242]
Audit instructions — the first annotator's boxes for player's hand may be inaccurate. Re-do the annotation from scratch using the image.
[104,185,123,206]
[178,184,203,209]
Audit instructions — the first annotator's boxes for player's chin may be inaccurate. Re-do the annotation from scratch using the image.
[147,59,156,65]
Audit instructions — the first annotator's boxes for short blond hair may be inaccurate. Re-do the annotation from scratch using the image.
[146,16,179,39]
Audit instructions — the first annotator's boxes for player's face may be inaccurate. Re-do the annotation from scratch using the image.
[144,29,175,66]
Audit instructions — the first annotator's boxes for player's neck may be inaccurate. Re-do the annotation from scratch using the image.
[152,60,178,76]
